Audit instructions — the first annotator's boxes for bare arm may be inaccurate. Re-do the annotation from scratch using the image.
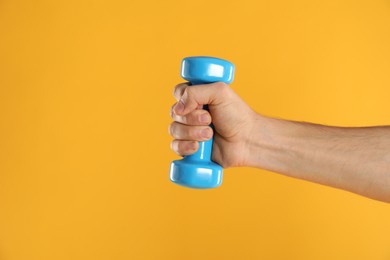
[246,116,390,202]
[169,82,390,203]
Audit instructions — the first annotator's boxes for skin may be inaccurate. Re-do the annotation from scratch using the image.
[169,82,390,203]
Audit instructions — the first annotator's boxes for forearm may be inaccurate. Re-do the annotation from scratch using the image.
[247,115,390,202]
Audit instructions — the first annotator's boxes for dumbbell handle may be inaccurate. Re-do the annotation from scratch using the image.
[185,104,213,162]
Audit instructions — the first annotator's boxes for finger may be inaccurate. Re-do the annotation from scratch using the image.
[174,82,231,116]
[170,140,199,156]
[168,122,213,141]
[170,105,211,126]
[173,82,190,101]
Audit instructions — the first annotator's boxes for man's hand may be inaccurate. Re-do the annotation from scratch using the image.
[169,82,257,168]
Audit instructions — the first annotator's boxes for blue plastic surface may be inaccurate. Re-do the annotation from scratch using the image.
[169,56,235,189]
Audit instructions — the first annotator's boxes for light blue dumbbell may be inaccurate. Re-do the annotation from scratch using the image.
[169,56,235,189]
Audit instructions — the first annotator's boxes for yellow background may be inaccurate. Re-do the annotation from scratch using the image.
[1,0,390,259]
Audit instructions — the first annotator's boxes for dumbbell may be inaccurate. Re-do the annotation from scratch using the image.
[169,56,235,189]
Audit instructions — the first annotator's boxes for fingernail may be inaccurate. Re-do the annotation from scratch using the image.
[190,141,197,150]
[200,114,210,123]
[201,128,211,139]
[174,100,184,114]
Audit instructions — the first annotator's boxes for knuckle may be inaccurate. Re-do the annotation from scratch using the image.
[168,123,176,136]
[183,87,193,99]
[215,82,230,93]
[170,104,175,118]
[214,81,228,89]
[215,82,230,96]
[170,104,184,123]
[180,115,188,124]
[171,105,188,124]
[173,82,188,99]
[173,83,182,95]
[170,140,181,155]
[170,140,176,150]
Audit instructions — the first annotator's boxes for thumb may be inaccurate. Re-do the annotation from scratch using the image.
[174,82,230,116]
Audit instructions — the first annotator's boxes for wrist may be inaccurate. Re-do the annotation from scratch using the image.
[246,115,341,180]
[245,114,301,173]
